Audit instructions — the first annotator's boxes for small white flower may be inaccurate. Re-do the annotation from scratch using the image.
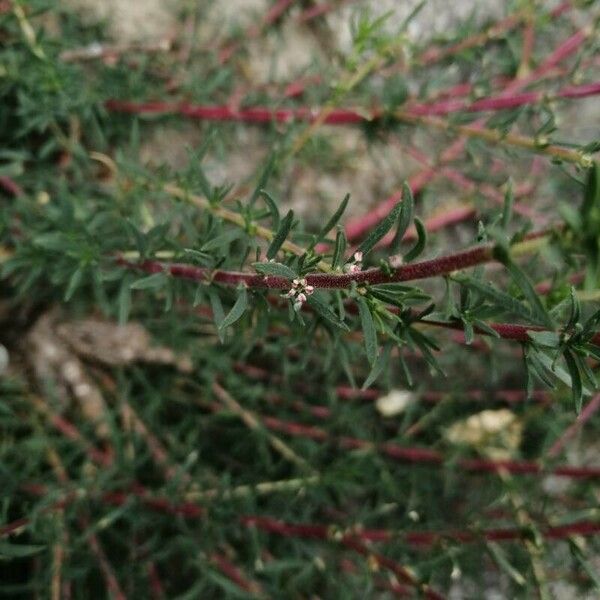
[376,390,415,417]
[284,278,314,311]
[344,251,363,274]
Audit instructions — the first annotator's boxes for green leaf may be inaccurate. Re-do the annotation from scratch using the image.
[332,227,347,270]
[486,542,525,587]
[582,161,599,217]
[267,210,294,260]
[207,287,225,343]
[259,189,280,230]
[201,229,244,252]
[389,182,414,253]
[503,258,553,328]
[362,343,391,389]
[253,262,296,279]
[501,178,514,229]
[0,541,45,559]
[250,154,276,208]
[219,287,248,331]
[355,202,402,258]
[314,193,350,246]
[472,319,501,339]
[130,272,168,290]
[463,319,474,345]
[570,539,600,591]
[403,217,426,263]
[456,275,532,321]
[357,297,378,365]
[527,330,561,348]
[567,286,581,328]
[307,292,349,330]
[64,265,84,301]
[383,74,409,109]
[32,232,66,251]
[564,349,583,413]
[534,350,584,392]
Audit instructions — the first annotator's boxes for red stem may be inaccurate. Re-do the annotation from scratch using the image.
[84,521,128,600]
[241,514,600,547]
[259,414,600,479]
[210,553,263,595]
[118,228,539,289]
[417,1,572,68]
[0,176,24,197]
[548,393,600,458]
[346,22,590,241]
[218,0,299,63]
[105,79,600,124]
[404,81,600,116]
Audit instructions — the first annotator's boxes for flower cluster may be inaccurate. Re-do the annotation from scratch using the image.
[344,251,363,274]
[284,278,315,311]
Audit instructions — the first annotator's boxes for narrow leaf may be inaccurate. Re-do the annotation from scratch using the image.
[220,287,248,330]
[332,227,347,270]
[208,287,225,342]
[356,202,402,258]
[130,272,168,290]
[527,330,561,348]
[64,266,84,301]
[308,292,349,330]
[403,217,426,262]
[362,344,392,389]
[315,193,350,246]
[564,349,583,413]
[504,258,553,328]
[501,178,514,229]
[392,181,415,246]
[582,161,599,217]
[250,154,276,208]
[201,229,244,252]
[486,542,526,587]
[253,261,296,279]
[457,275,532,321]
[357,297,378,365]
[0,542,45,559]
[267,210,294,260]
[259,189,280,230]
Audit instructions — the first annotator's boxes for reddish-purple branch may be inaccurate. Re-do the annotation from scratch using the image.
[260,415,600,479]
[0,176,24,197]
[346,22,590,241]
[417,1,571,67]
[241,514,600,547]
[119,227,551,289]
[120,240,498,289]
[548,393,600,458]
[105,80,600,124]
[403,81,600,117]
[210,553,263,595]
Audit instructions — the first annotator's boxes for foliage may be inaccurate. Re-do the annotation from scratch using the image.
[1,1,600,597]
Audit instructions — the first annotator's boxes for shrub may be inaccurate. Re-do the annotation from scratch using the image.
[1,1,600,597]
